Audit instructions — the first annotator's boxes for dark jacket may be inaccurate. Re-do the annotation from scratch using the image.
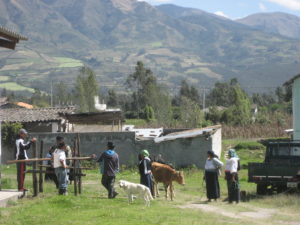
[139,157,152,176]
[97,150,119,177]
[15,138,32,160]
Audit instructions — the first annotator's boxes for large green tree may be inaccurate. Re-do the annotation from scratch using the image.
[126,61,172,123]
[75,66,99,112]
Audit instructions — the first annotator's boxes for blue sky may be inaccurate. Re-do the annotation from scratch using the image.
[140,0,300,19]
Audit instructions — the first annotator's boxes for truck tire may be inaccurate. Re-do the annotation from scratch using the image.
[257,184,267,195]
[276,185,287,194]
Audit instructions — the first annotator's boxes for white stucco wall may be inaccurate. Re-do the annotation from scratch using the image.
[293,78,300,140]
[211,128,222,158]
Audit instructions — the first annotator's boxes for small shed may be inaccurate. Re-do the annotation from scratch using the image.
[61,111,125,132]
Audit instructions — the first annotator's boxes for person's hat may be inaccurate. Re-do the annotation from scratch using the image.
[19,128,28,135]
[141,149,150,157]
[107,142,115,149]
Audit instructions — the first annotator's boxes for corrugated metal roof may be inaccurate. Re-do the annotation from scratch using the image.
[0,107,75,123]
[154,125,221,143]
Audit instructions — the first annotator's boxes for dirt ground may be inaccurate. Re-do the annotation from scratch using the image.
[179,198,300,225]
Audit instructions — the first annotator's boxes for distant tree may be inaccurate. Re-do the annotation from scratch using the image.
[54,82,69,106]
[179,80,200,105]
[222,85,251,125]
[275,87,285,103]
[179,96,204,128]
[1,122,23,146]
[107,89,118,107]
[30,88,50,108]
[75,66,99,112]
[144,105,155,122]
[126,61,173,123]
[207,81,234,107]
[284,84,292,102]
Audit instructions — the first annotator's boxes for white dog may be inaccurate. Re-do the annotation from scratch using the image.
[119,180,153,206]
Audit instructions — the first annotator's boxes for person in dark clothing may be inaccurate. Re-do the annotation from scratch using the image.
[45,146,59,188]
[225,149,240,203]
[139,149,153,195]
[97,142,119,199]
[204,150,223,202]
[15,128,36,191]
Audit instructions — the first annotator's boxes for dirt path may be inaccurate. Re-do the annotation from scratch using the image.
[179,200,300,225]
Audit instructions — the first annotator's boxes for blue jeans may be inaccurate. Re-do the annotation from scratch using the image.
[55,167,68,191]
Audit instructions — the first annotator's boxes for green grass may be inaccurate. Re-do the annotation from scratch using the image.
[0,141,299,225]
[222,139,266,167]
[150,42,163,48]
[125,119,148,127]
[0,76,10,82]
[53,57,83,68]
[0,82,35,92]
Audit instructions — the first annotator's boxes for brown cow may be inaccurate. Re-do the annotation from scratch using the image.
[151,162,185,200]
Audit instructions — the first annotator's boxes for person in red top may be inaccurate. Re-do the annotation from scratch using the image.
[15,128,36,191]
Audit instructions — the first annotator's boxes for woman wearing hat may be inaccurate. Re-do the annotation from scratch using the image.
[204,150,223,202]
[138,149,153,194]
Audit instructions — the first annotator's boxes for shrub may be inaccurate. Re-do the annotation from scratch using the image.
[1,122,23,146]
[234,142,264,150]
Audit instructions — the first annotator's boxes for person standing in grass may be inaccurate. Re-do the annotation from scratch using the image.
[225,149,240,203]
[138,149,153,195]
[204,150,223,202]
[97,142,119,199]
[53,142,68,195]
[15,128,37,191]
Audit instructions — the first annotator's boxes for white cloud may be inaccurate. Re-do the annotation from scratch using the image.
[259,3,267,11]
[214,11,230,18]
[267,0,300,10]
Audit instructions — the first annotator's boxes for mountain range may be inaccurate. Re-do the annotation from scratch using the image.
[1,0,300,95]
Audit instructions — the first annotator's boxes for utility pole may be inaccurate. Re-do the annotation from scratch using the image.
[202,88,206,110]
[50,80,53,107]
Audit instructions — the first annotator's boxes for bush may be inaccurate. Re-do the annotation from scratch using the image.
[234,141,264,150]
[1,122,23,146]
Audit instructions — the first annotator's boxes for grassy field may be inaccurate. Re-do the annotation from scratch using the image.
[0,82,35,93]
[0,141,299,225]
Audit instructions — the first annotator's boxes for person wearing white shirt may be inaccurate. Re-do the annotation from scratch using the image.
[53,142,68,195]
[225,149,240,203]
[15,128,36,191]
[204,150,223,202]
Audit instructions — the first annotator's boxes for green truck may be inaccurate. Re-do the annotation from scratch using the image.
[248,141,300,194]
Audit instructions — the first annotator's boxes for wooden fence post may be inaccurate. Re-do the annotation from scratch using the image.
[77,133,82,194]
[39,140,44,193]
[32,142,38,197]
[73,138,78,196]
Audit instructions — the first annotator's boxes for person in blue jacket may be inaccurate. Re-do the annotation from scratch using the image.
[97,142,119,199]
